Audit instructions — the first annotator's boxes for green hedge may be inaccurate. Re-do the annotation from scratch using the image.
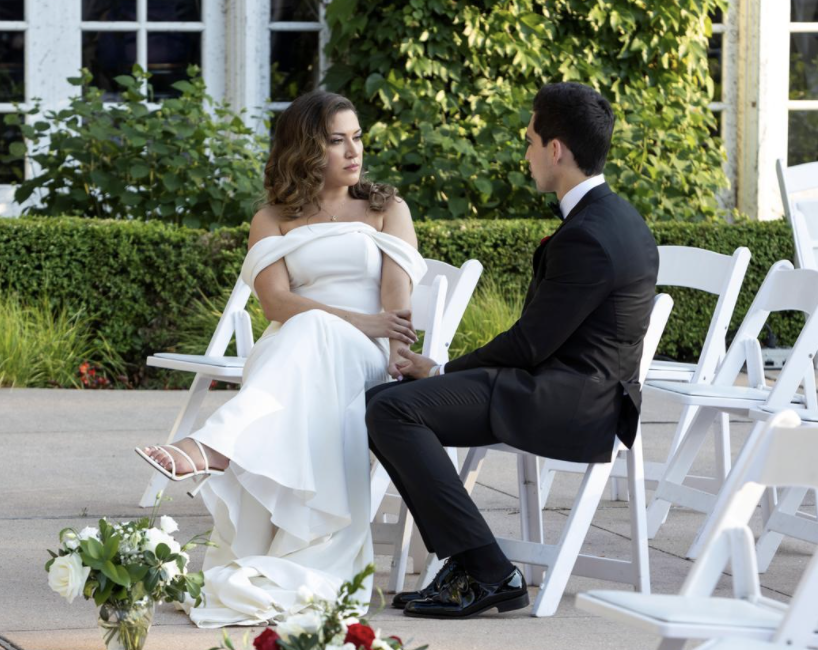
[0,217,798,386]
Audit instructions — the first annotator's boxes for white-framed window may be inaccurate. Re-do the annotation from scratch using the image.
[0,0,26,195]
[788,0,818,166]
[0,0,329,216]
[267,0,326,112]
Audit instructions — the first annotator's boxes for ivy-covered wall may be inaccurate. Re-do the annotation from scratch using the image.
[324,0,729,222]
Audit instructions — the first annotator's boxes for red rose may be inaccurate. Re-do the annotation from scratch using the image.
[540,235,551,245]
[253,628,281,650]
[345,623,376,650]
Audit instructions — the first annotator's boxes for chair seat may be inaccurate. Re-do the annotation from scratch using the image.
[753,405,818,422]
[646,381,772,402]
[646,360,697,382]
[147,353,246,378]
[577,591,782,632]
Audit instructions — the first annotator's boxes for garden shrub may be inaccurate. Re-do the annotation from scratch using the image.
[2,66,267,229]
[324,0,729,223]
[0,217,797,386]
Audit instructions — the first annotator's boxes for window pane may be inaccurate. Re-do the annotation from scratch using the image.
[792,0,818,22]
[148,0,201,22]
[148,32,201,99]
[789,111,818,165]
[709,7,724,24]
[270,31,319,102]
[708,33,723,102]
[270,0,320,22]
[0,31,24,102]
[0,0,24,21]
[82,0,136,21]
[82,32,137,101]
[790,33,818,100]
[0,118,23,185]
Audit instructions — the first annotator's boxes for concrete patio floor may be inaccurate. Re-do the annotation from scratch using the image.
[0,381,812,650]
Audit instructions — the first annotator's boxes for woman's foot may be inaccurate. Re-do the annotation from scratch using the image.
[142,438,229,476]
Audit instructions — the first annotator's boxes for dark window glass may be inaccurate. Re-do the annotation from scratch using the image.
[0,118,23,185]
[270,0,320,22]
[707,33,723,102]
[0,0,24,21]
[792,0,818,22]
[148,32,201,99]
[82,0,136,21]
[0,31,24,102]
[148,0,200,22]
[82,31,137,101]
[709,7,724,24]
[270,31,318,101]
[789,111,818,165]
[790,33,818,100]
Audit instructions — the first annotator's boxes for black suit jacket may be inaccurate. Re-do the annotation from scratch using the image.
[445,184,659,463]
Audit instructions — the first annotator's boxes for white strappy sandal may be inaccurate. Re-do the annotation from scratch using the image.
[135,439,225,498]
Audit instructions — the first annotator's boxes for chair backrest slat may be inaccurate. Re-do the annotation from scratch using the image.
[777,159,818,270]
[639,294,674,383]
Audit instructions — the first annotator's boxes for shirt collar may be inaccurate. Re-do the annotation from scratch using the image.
[559,174,605,220]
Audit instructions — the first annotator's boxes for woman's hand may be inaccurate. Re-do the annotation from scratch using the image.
[350,310,417,345]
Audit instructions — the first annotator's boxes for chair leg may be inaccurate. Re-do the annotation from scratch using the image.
[530,460,614,617]
[518,453,544,585]
[646,407,718,539]
[539,459,558,509]
[370,462,393,523]
[416,553,444,590]
[138,373,212,508]
[626,432,651,593]
[687,420,765,560]
[387,502,414,593]
[756,486,811,573]
[408,525,426,575]
[714,411,731,486]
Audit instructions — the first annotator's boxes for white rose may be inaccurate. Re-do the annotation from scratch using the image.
[277,610,322,639]
[342,616,359,626]
[372,639,391,650]
[48,554,90,604]
[159,516,179,534]
[143,528,181,555]
[297,586,314,603]
[61,530,79,551]
[78,526,99,542]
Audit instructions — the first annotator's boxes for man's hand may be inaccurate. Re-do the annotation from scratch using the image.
[394,347,437,380]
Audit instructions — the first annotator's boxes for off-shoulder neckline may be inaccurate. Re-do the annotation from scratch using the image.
[248,221,384,251]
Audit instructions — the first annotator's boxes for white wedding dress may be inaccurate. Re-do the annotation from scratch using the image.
[182,221,427,628]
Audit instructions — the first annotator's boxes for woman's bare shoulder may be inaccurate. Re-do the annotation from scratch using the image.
[248,204,284,249]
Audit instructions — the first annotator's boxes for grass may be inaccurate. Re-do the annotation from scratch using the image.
[449,277,524,359]
[0,294,124,388]
[175,278,524,363]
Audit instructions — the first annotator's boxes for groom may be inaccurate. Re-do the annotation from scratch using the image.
[366,81,659,618]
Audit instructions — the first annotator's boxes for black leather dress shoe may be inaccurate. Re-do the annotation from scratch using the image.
[403,567,529,618]
[391,558,463,609]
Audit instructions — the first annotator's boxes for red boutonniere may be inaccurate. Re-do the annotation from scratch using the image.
[540,235,551,245]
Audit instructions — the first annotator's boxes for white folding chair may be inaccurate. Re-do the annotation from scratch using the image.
[413,293,673,617]
[540,246,751,505]
[577,410,818,650]
[139,258,482,509]
[370,259,483,592]
[646,263,818,551]
[776,158,818,271]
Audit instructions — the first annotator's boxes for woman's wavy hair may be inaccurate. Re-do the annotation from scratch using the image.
[263,90,397,218]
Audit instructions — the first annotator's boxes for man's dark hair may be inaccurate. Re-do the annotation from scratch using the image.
[532,82,614,176]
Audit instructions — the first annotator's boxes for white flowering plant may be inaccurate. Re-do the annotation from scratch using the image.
[210,565,426,650]
[45,507,208,610]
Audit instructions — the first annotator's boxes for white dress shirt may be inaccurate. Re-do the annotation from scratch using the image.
[559,174,605,220]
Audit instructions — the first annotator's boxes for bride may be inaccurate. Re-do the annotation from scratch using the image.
[136,90,427,628]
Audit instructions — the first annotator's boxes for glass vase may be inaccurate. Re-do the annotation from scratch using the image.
[97,600,155,650]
